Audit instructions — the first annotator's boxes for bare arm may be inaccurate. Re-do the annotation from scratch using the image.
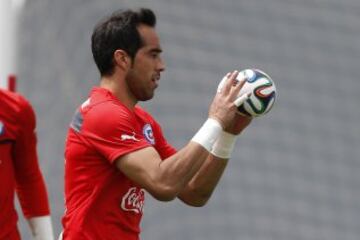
[116,141,210,201]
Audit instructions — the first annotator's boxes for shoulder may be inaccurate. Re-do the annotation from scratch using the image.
[71,98,136,134]
[0,89,35,122]
[0,89,31,110]
[87,99,134,124]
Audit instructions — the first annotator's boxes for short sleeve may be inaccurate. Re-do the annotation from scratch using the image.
[78,103,151,163]
[152,119,177,159]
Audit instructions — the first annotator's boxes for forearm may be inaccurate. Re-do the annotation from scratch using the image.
[154,118,225,198]
[179,131,238,206]
[155,142,211,197]
[178,154,228,206]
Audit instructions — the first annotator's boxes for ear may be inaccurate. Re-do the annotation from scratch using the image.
[114,50,130,70]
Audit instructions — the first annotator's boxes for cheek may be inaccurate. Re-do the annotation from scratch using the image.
[135,58,153,71]
[127,70,145,90]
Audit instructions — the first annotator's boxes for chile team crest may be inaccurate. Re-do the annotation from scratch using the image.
[143,124,155,145]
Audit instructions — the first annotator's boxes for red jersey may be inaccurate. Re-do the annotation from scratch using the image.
[62,87,176,240]
[0,89,50,240]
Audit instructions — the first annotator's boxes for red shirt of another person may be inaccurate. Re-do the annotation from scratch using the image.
[0,89,50,240]
[62,87,176,240]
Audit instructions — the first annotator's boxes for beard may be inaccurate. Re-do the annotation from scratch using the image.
[126,71,155,102]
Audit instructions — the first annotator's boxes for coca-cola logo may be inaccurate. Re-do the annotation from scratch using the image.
[121,187,145,214]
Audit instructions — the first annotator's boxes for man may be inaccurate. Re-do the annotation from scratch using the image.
[0,88,54,240]
[61,8,251,240]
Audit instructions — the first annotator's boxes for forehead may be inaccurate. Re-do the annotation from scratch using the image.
[137,24,161,49]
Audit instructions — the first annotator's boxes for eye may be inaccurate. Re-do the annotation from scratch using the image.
[149,49,162,59]
[150,52,159,58]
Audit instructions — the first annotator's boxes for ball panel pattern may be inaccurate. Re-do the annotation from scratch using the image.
[236,69,276,117]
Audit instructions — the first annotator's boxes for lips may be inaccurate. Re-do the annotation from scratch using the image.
[152,74,160,88]
[153,74,160,81]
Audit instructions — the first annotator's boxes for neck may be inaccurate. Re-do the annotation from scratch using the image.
[99,74,137,110]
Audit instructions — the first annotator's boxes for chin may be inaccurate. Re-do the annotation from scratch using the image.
[138,93,154,102]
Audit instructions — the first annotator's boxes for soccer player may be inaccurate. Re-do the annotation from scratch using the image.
[61,8,252,240]
[0,88,54,240]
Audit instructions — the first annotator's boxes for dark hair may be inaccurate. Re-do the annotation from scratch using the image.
[91,8,156,76]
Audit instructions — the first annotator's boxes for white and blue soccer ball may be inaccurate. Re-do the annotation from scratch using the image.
[218,69,277,117]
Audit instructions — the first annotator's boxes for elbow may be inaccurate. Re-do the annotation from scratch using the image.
[147,183,212,206]
[149,184,179,202]
[191,195,210,207]
[178,187,212,207]
[152,192,177,202]
[181,194,210,207]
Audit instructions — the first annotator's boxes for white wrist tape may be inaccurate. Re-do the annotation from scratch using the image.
[211,131,237,159]
[191,118,222,152]
[28,215,54,240]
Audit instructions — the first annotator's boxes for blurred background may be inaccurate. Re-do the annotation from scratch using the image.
[1,0,360,239]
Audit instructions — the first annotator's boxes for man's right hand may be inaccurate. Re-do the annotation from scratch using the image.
[208,71,249,129]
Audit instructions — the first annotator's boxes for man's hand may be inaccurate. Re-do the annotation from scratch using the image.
[208,71,248,129]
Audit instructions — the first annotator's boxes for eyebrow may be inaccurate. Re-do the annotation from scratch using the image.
[150,48,162,53]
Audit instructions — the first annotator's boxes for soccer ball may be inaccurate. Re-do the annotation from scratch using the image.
[218,69,277,117]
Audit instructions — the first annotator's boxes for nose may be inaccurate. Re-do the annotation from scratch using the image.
[157,57,165,72]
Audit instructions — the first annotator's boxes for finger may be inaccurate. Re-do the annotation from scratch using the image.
[217,72,231,93]
[222,71,238,95]
[229,77,247,99]
[236,74,247,89]
[233,92,251,107]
